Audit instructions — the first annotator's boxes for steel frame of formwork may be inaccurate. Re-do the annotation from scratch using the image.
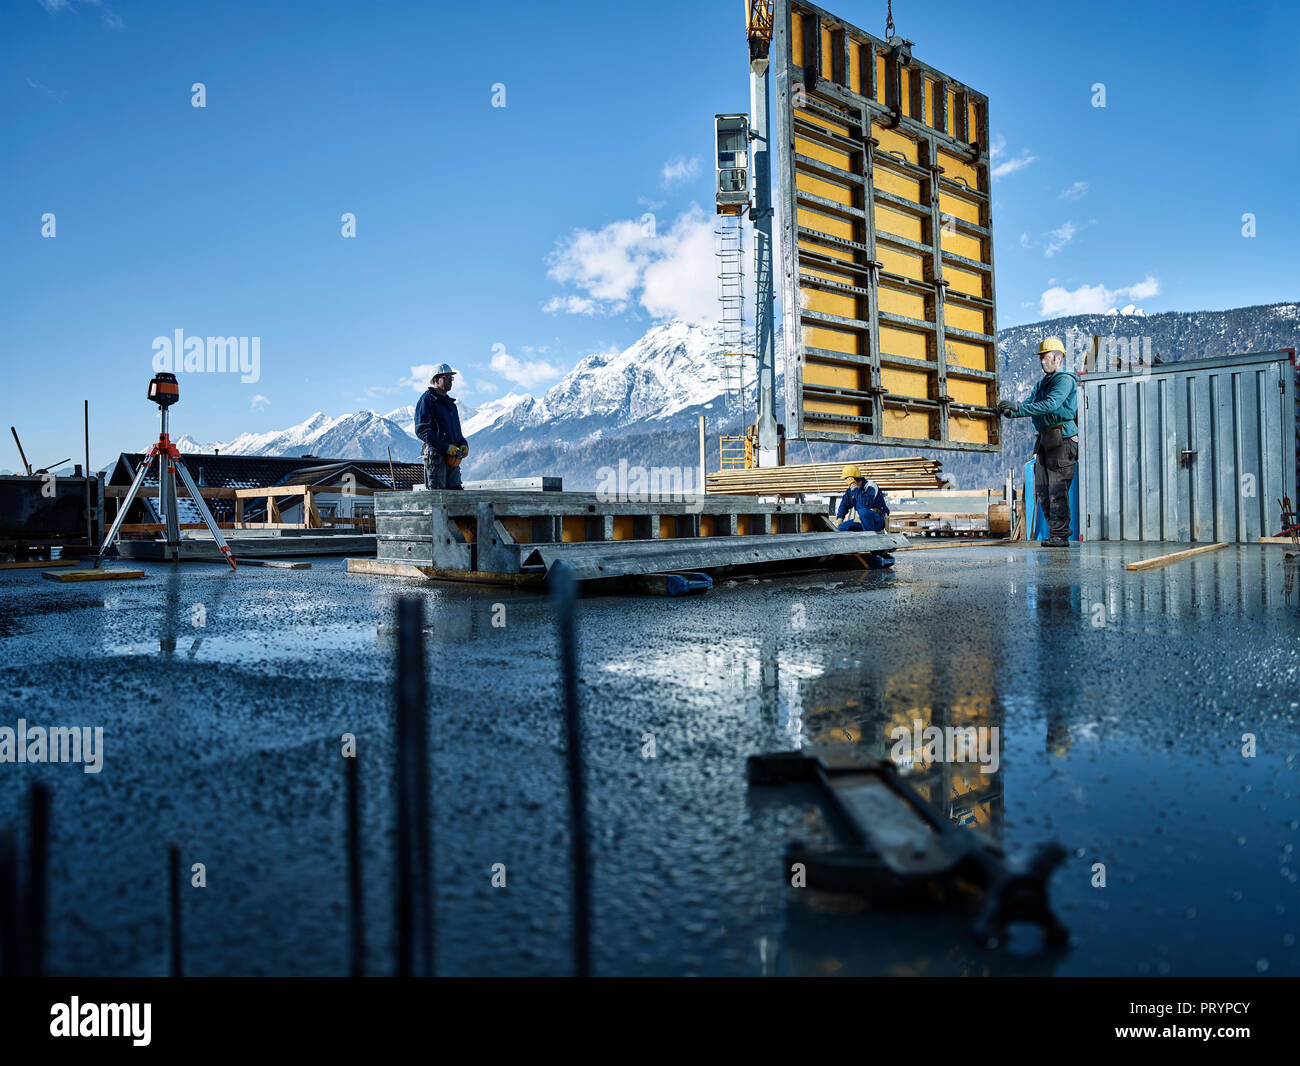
[773,0,1001,453]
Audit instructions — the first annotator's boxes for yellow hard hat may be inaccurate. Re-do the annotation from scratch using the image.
[1038,337,1066,356]
[841,463,862,481]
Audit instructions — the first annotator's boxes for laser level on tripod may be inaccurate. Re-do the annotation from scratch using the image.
[97,373,238,571]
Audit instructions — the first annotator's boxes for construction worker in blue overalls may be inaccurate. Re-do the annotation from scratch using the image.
[836,464,893,567]
[997,337,1079,547]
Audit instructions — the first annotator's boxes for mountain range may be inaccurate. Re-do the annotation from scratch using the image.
[169,303,1299,490]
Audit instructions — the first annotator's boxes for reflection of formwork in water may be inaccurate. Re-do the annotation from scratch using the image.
[350,489,907,585]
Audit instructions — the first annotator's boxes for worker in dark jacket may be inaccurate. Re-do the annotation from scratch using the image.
[414,363,468,490]
[998,337,1079,547]
[836,464,889,532]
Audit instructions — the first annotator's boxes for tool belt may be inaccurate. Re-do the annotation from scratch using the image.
[1037,424,1072,450]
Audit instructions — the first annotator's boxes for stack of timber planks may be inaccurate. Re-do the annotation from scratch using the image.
[705,458,943,498]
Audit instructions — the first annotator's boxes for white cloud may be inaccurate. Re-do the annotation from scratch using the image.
[1044,221,1078,257]
[661,156,701,187]
[989,134,1036,178]
[545,205,720,325]
[1039,275,1160,317]
[1060,181,1089,201]
[489,350,562,388]
[250,394,270,410]
[1019,232,1032,249]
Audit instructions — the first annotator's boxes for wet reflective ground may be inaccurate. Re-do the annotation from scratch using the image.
[1,542,1297,975]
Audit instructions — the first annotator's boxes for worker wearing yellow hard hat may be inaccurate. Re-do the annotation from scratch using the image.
[836,463,890,533]
[996,337,1079,547]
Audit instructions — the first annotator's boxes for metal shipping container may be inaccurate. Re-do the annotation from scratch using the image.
[773,0,1000,451]
[1080,350,1298,542]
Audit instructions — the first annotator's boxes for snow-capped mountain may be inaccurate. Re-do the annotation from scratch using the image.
[172,303,1297,489]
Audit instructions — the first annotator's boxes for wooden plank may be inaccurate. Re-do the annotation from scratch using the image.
[345,557,543,586]
[240,559,311,569]
[894,539,1025,551]
[42,568,145,582]
[0,559,79,570]
[1257,536,1300,545]
[1125,542,1229,572]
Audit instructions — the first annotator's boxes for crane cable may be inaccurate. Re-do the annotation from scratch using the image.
[885,0,895,39]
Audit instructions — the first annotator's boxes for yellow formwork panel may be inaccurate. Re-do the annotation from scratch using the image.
[941,228,984,262]
[797,206,855,241]
[803,323,866,355]
[938,191,980,225]
[700,514,715,537]
[946,338,993,371]
[874,167,923,203]
[944,301,988,335]
[883,407,933,438]
[900,67,914,117]
[848,41,862,94]
[880,324,929,360]
[875,204,923,243]
[946,89,958,136]
[873,124,919,163]
[804,361,867,389]
[796,171,854,206]
[561,516,585,542]
[795,107,851,137]
[452,517,477,542]
[876,284,926,320]
[792,11,804,66]
[612,515,634,541]
[802,262,859,287]
[820,26,834,80]
[882,365,932,398]
[948,413,992,444]
[939,150,982,192]
[875,53,887,104]
[658,516,677,539]
[944,262,986,299]
[803,286,858,319]
[794,136,852,171]
[878,244,927,281]
[947,376,990,405]
[799,237,858,264]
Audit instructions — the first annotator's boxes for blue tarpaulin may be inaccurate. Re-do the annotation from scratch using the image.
[1023,457,1080,540]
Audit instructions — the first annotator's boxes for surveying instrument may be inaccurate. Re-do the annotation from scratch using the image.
[97,373,238,571]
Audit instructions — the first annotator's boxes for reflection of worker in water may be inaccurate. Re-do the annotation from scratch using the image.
[836,464,889,531]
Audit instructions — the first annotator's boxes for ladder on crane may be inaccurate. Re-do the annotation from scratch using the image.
[714,216,748,417]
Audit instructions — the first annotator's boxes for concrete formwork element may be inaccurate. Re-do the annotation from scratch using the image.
[773,0,1000,451]
[1080,350,1299,542]
[354,489,908,583]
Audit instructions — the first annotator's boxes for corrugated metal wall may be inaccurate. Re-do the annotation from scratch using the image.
[1080,351,1298,542]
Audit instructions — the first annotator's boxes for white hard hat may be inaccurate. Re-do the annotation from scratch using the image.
[430,363,457,381]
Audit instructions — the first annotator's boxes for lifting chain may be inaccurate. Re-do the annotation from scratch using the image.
[885,0,895,39]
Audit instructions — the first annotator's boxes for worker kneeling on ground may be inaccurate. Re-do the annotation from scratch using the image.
[997,337,1078,547]
[415,363,469,490]
[836,464,889,532]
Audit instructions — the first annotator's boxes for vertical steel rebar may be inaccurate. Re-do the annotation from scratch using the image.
[346,753,365,977]
[0,829,19,977]
[168,842,183,977]
[394,596,433,977]
[549,562,591,977]
[27,782,49,977]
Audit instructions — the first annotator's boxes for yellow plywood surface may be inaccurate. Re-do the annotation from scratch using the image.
[875,53,887,104]
[877,244,926,280]
[873,124,919,163]
[797,171,854,206]
[803,287,858,319]
[804,362,867,389]
[848,42,862,94]
[803,324,865,355]
[944,263,985,299]
[874,167,922,203]
[876,285,926,320]
[802,262,858,286]
[875,205,923,242]
[792,11,804,66]
[938,191,980,225]
[939,151,981,191]
[799,237,857,264]
[941,229,984,261]
[948,414,992,444]
[882,366,931,398]
[947,376,990,405]
[879,324,929,361]
[820,26,834,80]
[883,408,933,438]
[797,206,855,241]
[795,107,850,137]
[946,338,993,371]
[944,302,988,335]
[795,136,852,171]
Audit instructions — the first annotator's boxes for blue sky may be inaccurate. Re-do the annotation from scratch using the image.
[3,0,1297,469]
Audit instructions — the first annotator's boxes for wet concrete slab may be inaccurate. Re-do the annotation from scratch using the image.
[1,543,1297,975]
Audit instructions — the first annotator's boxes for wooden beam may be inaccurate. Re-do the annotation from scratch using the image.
[104,485,233,498]
[1257,536,1300,545]
[239,559,312,569]
[42,568,145,582]
[0,559,79,570]
[1125,542,1229,572]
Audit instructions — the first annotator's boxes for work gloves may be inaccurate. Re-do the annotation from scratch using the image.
[446,444,469,460]
[996,400,1016,417]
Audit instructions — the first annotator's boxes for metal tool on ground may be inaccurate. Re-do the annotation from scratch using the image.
[96,373,237,571]
[632,571,712,596]
[747,747,1069,951]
